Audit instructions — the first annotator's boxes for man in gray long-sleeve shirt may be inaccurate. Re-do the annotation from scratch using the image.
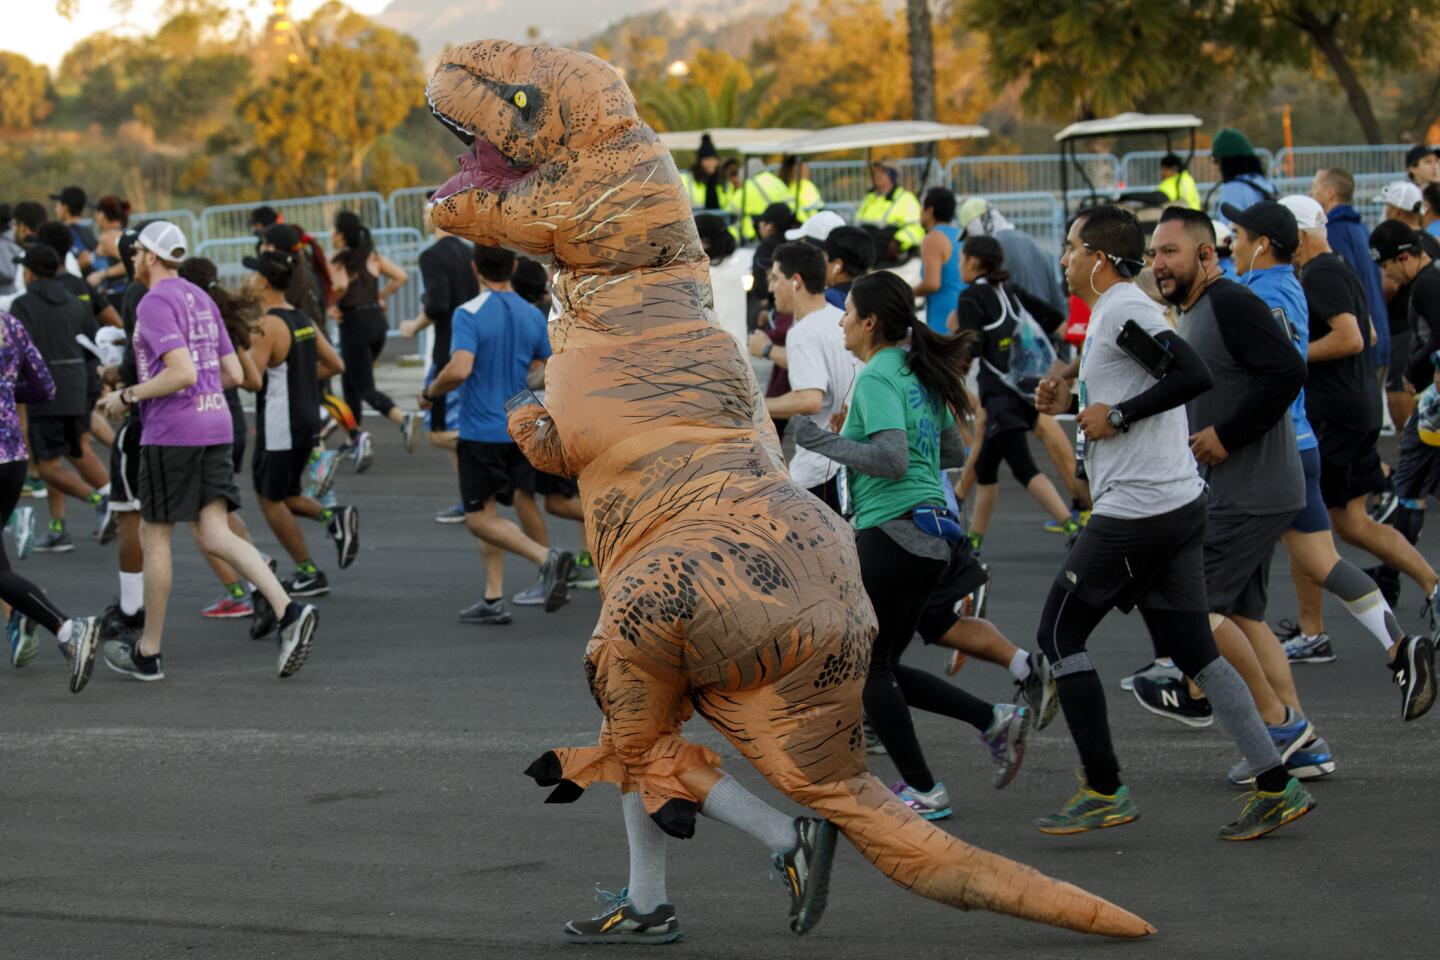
[1151,208,1318,762]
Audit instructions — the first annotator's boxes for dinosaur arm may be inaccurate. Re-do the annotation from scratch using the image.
[508,403,573,477]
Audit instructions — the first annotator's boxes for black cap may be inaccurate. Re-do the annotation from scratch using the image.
[1369,219,1422,263]
[1220,200,1299,257]
[48,185,87,214]
[262,223,302,252]
[243,250,295,289]
[14,243,60,278]
[755,202,795,228]
[1407,144,1438,169]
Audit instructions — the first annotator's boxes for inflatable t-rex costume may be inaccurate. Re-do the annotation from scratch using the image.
[426,40,1153,939]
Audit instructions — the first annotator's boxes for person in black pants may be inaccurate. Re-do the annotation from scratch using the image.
[0,305,101,692]
[330,211,418,471]
[792,271,1033,819]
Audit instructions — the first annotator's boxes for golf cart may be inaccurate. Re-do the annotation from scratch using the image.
[1056,112,1201,229]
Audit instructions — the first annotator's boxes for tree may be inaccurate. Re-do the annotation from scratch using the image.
[907,0,937,121]
[634,51,825,131]
[0,53,52,131]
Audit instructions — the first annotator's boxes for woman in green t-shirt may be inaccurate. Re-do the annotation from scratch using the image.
[792,271,1032,820]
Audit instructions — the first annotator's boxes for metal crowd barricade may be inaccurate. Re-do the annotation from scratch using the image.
[200,192,388,242]
[1273,145,1411,179]
[1118,149,1274,190]
[977,192,1066,256]
[806,160,870,206]
[133,208,202,245]
[947,153,1119,197]
[387,185,436,234]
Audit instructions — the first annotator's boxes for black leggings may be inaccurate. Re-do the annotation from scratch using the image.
[0,460,67,635]
[857,526,996,793]
[339,305,396,425]
[1036,584,1218,794]
[975,427,1040,486]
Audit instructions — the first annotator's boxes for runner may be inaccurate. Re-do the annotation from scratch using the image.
[96,221,317,682]
[1035,204,1313,840]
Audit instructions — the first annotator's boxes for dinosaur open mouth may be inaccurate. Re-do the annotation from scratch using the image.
[429,105,537,201]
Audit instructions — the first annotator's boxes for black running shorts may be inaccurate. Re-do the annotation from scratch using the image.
[252,435,315,503]
[916,540,991,644]
[1395,414,1440,501]
[457,439,522,511]
[510,458,579,499]
[139,442,242,524]
[108,415,143,513]
[1203,509,1295,621]
[29,414,86,461]
[1315,423,1386,510]
[1054,494,1208,614]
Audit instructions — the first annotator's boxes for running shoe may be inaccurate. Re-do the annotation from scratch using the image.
[434,502,466,524]
[1391,634,1437,722]
[102,639,164,681]
[1424,583,1440,634]
[1369,490,1399,524]
[460,598,512,625]
[1131,674,1214,728]
[892,780,951,820]
[1227,733,1337,785]
[7,505,35,559]
[326,505,359,569]
[570,550,600,588]
[1269,708,1315,765]
[1120,657,1183,692]
[24,475,46,499]
[979,703,1031,789]
[1017,651,1059,730]
[563,888,681,945]
[1043,509,1083,534]
[202,595,255,619]
[1218,778,1316,841]
[1283,631,1335,664]
[1036,781,1138,835]
[511,576,547,607]
[251,592,278,640]
[99,602,143,644]
[95,495,117,544]
[402,411,421,453]
[775,817,837,935]
[8,610,37,668]
[33,526,73,554]
[304,449,341,501]
[67,617,99,694]
[539,548,575,612]
[276,602,317,678]
[862,718,886,755]
[284,569,329,597]
[352,431,374,473]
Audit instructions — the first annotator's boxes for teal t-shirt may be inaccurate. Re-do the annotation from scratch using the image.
[841,347,953,530]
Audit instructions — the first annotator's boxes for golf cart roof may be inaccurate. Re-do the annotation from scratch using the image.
[743,121,990,156]
[1054,113,1203,143]
[656,128,810,152]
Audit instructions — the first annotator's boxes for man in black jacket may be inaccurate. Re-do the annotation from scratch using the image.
[8,245,109,553]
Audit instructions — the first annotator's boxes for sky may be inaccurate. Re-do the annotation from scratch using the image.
[5,0,392,68]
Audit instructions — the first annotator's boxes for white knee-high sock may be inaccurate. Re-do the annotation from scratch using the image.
[621,791,668,913]
[699,774,797,854]
[1325,559,1402,652]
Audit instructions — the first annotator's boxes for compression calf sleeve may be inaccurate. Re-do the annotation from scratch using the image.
[621,790,668,913]
[1324,559,1402,651]
[699,774,797,854]
[1192,657,1284,781]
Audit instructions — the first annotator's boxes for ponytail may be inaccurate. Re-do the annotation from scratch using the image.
[849,271,974,421]
[332,210,374,275]
[960,234,1010,285]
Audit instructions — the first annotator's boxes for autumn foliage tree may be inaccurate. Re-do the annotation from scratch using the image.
[0,53,52,131]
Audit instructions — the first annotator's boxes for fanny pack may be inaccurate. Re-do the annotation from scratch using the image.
[910,505,965,543]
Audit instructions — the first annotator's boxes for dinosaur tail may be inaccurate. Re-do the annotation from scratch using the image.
[797,773,1155,939]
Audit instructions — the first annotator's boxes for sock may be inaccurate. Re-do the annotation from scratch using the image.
[1255,765,1290,793]
[225,581,246,600]
[97,483,111,497]
[485,595,503,604]
[968,531,984,551]
[1062,517,1079,534]
[48,518,63,532]
[119,572,144,616]
[699,774,797,854]
[57,619,73,647]
[1324,559,1402,651]
[297,560,318,576]
[621,791,668,914]
[1009,649,1032,681]
[1192,657,1282,778]
[87,491,102,506]
[318,507,335,524]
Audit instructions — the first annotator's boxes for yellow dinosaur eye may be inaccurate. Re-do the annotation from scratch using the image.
[513,91,527,109]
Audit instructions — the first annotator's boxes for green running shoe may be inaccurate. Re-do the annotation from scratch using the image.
[1219,777,1315,841]
[1036,781,1138,835]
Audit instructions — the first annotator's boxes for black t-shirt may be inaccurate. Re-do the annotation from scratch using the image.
[418,236,478,369]
[117,281,147,390]
[1388,280,1413,336]
[956,281,1035,435]
[1406,263,1440,391]
[1300,252,1379,430]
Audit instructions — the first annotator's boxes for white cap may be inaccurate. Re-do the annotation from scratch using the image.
[137,221,189,263]
[957,196,989,230]
[1372,180,1424,214]
[1211,219,1233,247]
[1279,194,1327,230]
[784,210,846,243]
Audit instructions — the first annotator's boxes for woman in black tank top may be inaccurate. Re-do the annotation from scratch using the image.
[330,211,416,461]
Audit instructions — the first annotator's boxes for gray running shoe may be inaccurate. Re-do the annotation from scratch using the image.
[1283,631,1335,664]
[8,505,35,559]
[401,411,421,453]
[539,549,574,613]
[1017,652,1058,730]
[979,703,1031,789]
[564,889,680,945]
[33,526,73,554]
[775,817,838,935]
[102,639,164,681]
[353,431,374,473]
[862,717,887,755]
[67,616,100,694]
[512,576,547,607]
[460,598,512,625]
[434,502,465,524]
[1120,658,1182,692]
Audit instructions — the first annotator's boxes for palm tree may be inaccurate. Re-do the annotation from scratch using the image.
[636,71,825,132]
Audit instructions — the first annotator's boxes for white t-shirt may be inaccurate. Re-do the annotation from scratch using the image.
[784,302,862,488]
[1078,282,1204,519]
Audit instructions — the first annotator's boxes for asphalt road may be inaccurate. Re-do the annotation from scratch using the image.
[3,389,1438,959]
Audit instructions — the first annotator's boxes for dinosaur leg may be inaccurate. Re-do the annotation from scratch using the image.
[693,647,1155,939]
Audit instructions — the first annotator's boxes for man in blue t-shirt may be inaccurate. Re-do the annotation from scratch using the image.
[421,244,573,624]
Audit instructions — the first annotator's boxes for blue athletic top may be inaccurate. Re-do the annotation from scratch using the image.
[923,224,964,334]
[1240,263,1316,451]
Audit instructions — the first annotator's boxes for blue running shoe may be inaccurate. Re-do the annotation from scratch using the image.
[892,780,952,820]
[1269,708,1315,765]
[1286,735,1336,780]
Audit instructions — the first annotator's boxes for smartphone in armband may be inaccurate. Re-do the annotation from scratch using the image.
[504,388,543,414]
[1116,319,1173,378]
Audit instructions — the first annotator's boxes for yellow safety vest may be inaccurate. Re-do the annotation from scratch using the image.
[856,187,923,251]
[1158,171,1202,211]
[737,170,789,240]
[679,171,736,214]
[785,179,823,223]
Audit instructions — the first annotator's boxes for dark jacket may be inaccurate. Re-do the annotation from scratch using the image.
[9,277,98,418]
[1326,204,1391,368]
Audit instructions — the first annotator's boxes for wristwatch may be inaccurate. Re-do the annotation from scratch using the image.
[1106,406,1129,433]
[762,342,774,360]
[120,388,136,407]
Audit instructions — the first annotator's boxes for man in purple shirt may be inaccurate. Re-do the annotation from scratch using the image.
[97,221,318,682]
